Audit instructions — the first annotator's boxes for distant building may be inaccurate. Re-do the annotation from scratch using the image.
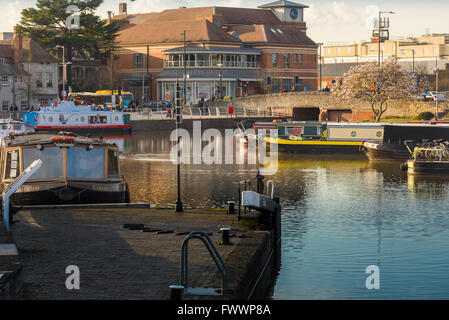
[0,42,26,110]
[108,1,318,103]
[0,35,59,108]
[321,33,449,89]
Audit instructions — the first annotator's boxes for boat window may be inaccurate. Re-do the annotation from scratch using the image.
[5,150,20,180]
[303,126,319,136]
[67,147,105,179]
[279,126,303,136]
[13,124,23,130]
[278,126,287,135]
[107,149,120,179]
[23,147,63,180]
[89,115,107,124]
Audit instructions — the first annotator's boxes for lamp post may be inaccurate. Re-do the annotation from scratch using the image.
[175,79,183,212]
[181,30,191,105]
[217,63,223,99]
[317,42,323,90]
[56,45,66,97]
[435,57,440,120]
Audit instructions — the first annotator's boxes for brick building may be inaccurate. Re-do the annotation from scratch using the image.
[109,1,318,103]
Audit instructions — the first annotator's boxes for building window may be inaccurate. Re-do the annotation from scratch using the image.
[272,53,278,68]
[282,78,291,92]
[424,48,428,55]
[14,75,22,83]
[46,73,53,87]
[38,98,49,106]
[347,47,351,53]
[272,78,279,93]
[36,72,43,87]
[2,101,9,111]
[327,48,331,54]
[401,49,405,55]
[294,76,303,92]
[284,54,290,68]
[294,53,298,64]
[134,53,144,69]
[434,47,438,55]
[337,48,341,54]
[299,54,304,64]
[1,75,9,86]
[21,100,28,110]
[0,58,4,64]
[370,46,374,52]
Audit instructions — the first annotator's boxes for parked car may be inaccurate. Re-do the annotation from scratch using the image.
[413,94,427,101]
[429,91,447,102]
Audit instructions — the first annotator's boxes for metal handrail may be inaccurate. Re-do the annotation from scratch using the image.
[181,231,228,294]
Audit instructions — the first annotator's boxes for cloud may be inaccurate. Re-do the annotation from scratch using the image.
[1,1,24,31]
[307,1,370,28]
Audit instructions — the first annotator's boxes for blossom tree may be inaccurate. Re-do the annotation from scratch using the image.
[332,58,417,121]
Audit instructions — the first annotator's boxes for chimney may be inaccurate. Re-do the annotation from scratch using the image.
[107,10,115,23]
[119,3,127,15]
[13,25,23,65]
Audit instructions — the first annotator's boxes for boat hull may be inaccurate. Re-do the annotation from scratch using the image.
[7,181,130,206]
[266,137,363,154]
[362,142,411,161]
[407,160,449,175]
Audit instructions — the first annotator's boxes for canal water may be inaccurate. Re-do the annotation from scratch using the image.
[116,130,449,299]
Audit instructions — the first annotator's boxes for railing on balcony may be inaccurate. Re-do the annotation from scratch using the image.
[164,60,260,68]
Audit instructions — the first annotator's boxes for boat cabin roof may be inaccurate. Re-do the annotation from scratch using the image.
[2,132,117,148]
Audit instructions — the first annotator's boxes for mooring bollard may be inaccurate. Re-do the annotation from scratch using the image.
[169,285,184,300]
[227,201,235,214]
[220,227,231,245]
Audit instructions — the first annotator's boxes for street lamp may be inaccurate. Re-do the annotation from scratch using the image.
[316,42,323,90]
[404,49,416,73]
[56,45,66,97]
[435,57,440,120]
[181,30,191,105]
[217,63,223,99]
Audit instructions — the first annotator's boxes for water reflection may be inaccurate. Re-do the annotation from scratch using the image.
[116,131,449,299]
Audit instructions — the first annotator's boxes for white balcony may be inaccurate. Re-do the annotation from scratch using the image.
[163,60,260,68]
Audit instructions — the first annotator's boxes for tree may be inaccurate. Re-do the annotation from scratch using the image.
[332,58,417,121]
[15,0,119,89]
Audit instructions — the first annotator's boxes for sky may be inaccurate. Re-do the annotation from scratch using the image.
[2,0,449,44]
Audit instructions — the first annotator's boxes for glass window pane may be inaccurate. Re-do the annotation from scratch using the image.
[5,150,20,179]
[23,147,63,180]
[107,149,120,179]
[67,147,105,179]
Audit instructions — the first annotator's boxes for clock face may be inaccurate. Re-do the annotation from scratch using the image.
[290,8,298,20]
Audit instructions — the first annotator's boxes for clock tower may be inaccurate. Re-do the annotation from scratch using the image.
[258,1,309,25]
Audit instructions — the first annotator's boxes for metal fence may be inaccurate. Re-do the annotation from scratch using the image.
[0,111,23,119]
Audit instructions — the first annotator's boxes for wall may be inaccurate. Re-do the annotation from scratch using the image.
[212,92,448,119]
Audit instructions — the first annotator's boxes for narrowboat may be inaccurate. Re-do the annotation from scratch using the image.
[22,100,132,132]
[255,121,384,153]
[362,123,449,161]
[0,132,130,206]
